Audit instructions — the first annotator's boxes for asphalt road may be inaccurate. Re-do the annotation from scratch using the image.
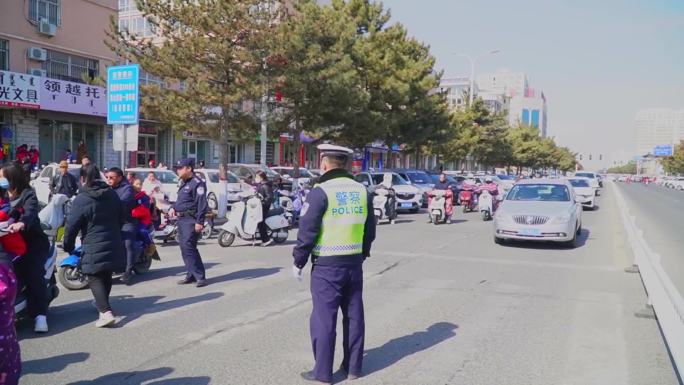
[18,184,679,385]
[615,182,684,297]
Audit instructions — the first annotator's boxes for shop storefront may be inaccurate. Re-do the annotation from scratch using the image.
[278,132,317,168]
[37,116,102,164]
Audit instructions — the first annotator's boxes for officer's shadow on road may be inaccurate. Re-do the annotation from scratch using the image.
[361,322,459,376]
[133,262,220,282]
[66,366,211,385]
[22,352,90,375]
[205,267,281,285]
[18,292,225,338]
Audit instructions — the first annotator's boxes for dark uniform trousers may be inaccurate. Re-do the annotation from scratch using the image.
[310,264,364,382]
[177,218,205,281]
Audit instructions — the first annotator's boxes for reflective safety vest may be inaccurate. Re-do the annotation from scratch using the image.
[312,177,368,257]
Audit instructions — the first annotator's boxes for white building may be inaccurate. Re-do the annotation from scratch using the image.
[476,70,528,98]
[634,108,684,157]
[508,89,548,137]
[438,77,472,110]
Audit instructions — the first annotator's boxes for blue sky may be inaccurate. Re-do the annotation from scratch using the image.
[381,0,684,164]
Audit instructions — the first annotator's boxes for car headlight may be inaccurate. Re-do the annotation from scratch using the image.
[551,213,572,224]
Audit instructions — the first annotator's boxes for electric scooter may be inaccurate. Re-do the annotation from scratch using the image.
[217,191,290,247]
[428,189,452,224]
[479,189,494,221]
[373,185,398,225]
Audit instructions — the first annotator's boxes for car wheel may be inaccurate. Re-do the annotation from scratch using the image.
[207,193,218,211]
[564,225,578,249]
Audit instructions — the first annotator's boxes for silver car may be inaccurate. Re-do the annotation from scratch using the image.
[493,179,583,248]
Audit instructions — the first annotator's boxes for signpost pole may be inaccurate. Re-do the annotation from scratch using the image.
[122,124,126,169]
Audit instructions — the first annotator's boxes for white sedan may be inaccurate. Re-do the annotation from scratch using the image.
[567,178,596,210]
[494,179,583,248]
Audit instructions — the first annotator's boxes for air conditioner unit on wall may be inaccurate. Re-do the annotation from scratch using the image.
[27,47,47,61]
[29,68,47,77]
[38,18,57,37]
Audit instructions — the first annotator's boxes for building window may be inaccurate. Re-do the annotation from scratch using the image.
[531,109,540,128]
[123,16,156,37]
[522,109,530,125]
[118,0,130,12]
[42,50,99,83]
[0,39,8,71]
[29,0,61,26]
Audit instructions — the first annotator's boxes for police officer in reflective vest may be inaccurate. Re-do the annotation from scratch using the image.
[170,158,208,287]
[293,144,376,384]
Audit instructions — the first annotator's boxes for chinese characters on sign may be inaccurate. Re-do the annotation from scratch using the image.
[40,78,107,117]
[107,64,140,125]
[0,70,40,109]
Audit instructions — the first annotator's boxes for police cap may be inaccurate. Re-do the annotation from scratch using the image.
[176,158,195,168]
[318,144,353,160]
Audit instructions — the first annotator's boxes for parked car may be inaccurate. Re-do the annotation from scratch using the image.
[391,169,434,207]
[567,178,596,210]
[494,179,583,248]
[194,169,244,210]
[126,168,180,202]
[354,172,423,213]
[227,163,293,191]
[32,163,106,205]
[670,178,684,191]
[271,166,315,188]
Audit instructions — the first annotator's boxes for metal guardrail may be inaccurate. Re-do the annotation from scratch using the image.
[612,181,684,374]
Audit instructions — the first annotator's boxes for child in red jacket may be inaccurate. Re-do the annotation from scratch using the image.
[131,180,153,248]
[0,201,27,259]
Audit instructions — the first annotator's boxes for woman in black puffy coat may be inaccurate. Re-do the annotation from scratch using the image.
[63,164,125,328]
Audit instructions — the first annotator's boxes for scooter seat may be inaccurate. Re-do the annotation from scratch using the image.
[267,207,285,217]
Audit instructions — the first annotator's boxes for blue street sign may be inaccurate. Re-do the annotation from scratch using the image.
[653,145,673,157]
[107,64,139,125]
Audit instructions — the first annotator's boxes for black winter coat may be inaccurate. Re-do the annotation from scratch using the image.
[257,180,274,208]
[63,181,125,274]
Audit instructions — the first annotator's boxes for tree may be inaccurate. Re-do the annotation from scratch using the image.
[607,161,637,174]
[444,100,511,170]
[661,140,684,175]
[108,0,278,173]
[270,0,360,174]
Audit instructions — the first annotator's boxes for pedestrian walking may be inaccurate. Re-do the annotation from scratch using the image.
[169,159,208,287]
[292,144,376,384]
[105,167,137,284]
[1,163,51,333]
[63,164,124,328]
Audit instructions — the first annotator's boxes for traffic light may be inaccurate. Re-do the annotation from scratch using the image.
[579,154,583,161]
[589,154,592,161]
[599,154,602,161]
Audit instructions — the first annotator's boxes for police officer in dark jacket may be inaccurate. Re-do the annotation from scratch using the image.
[293,144,376,384]
[170,159,208,287]
[50,161,79,198]
[63,164,125,328]
[105,167,138,284]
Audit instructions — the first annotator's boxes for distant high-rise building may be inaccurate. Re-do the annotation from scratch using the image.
[634,108,684,156]
[508,89,548,137]
[476,70,528,98]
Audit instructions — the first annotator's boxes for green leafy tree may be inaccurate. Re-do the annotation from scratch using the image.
[108,0,278,171]
[661,140,684,175]
[270,0,360,173]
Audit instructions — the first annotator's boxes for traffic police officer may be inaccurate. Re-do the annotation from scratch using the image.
[293,144,376,384]
[170,158,208,287]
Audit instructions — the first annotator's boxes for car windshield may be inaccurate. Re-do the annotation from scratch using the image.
[371,173,409,185]
[252,166,278,178]
[569,179,590,188]
[497,175,515,180]
[575,173,595,179]
[155,171,179,184]
[507,184,571,202]
[405,172,431,184]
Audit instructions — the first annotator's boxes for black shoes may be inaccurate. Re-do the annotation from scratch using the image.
[299,371,331,385]
[177,277,196,285]
[195,279,208,288]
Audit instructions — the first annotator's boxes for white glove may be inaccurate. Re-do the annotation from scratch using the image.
[292,265,303,282]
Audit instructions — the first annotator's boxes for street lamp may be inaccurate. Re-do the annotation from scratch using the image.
[457,50,500,106]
